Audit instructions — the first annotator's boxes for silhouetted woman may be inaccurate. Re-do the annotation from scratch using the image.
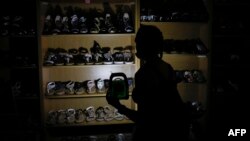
[107,25,189,141]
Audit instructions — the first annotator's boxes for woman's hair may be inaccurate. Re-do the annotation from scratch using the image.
[135,24,164,59]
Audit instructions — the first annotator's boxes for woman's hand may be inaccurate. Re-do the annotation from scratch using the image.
[106,90,122,108]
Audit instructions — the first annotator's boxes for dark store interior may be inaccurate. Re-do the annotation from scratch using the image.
[0,0,248,141]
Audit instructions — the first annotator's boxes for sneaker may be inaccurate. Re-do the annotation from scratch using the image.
[113,108,124,121]
[90,17,100,34]
[64,53,74,66]
[123,46,134,64]
[52,5,63,35]
[1,16,10,36]
[64,81,75,95]
[112,47,124,64]
[75,47,88,65]
[75,108,85,123]
[86,80,96,94]
[90,40,104,65]
[192,70,206,83]
[57,109,67,124]
[102,47,114,65]
[183,70,194,83]
[95,106,105,121]
[44,48,56,66]
[43,4,54,35]
[74,81,85,95]
[79,16,88,34]
[47,110,57,125]
[104,106,114,121]
[85,106,96,122]
[122,12,134,33]
[46,81,56,96]
[96,78,105,93]
[61,16,70,34]
[105,13,117,34]
[70,14,79,34]
[54,81,66,95]
[66,108,76,124]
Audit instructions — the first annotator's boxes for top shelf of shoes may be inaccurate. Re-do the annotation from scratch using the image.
[41,0,135,4]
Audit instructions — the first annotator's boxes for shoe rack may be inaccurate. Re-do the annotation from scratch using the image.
[210,0,248,138]
[0,0,41,140]
[139,0,211,139]
[39,0,139,140]
[38,0,212,140]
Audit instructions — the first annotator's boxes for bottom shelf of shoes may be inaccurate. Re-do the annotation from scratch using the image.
[43,96,135,126]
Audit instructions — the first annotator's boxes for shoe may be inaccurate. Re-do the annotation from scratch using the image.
[90,40,104,65]
[64,81,75,94]
[95,106,105,121]
[192,70,206,83]
[102,47,114,65]
[46,110,57,125]
[75,108,85,123]
[86,80,96,94]
[79,16,88,33]
[70,14,79,34]
[46,81,56,96]
[54,48,67,66]
[57,109,67,124]
[52,5,63,35]
[66,108,76,124]
[54,81,66,95]
[105,13,117,33]
[75,47,88,65]
[90,17,100,34]
[123,46,134,64]
[74,81,85,95]
[104,106,114,121]
[96,78,105,93]
[183,70,194,83]
[85,106,96,122]
[122,12,134,33]
[44,48,56,66]
[43,4,54,35]
[113,108,124,120]
[1,16,10,36]
[112,47,124,64]
[64,52,74,65]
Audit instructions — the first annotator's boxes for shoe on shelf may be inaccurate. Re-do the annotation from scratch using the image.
[112,47,124,64]
[86,80,96,94]
[46,81,56,96]
[57,109,67,124]
[85,106,96,122]
[64,81,75,95]
[123,46,134,64]
[75,108,85,123]
[95,106,105,121]
[102,47,114,65]
[46,110,57,125]
[96,78,105,93]
[90,40,104,65]
[113,108,124,121]
[74,81,85,95]
[104,105,114,121]
[66,108,76,124]
[54,81,66,96]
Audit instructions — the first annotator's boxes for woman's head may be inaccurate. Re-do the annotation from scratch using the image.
[135,25,164,60]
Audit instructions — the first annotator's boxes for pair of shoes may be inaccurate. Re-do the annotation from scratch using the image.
[46,81,66,96]
[112,46,134,64]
